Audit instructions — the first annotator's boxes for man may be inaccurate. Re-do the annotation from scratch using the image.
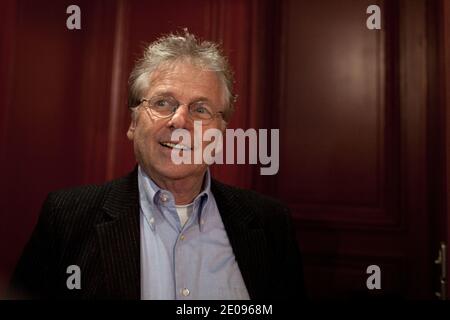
[9,31,305,299]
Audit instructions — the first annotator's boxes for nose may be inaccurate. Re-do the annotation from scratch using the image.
[167,104,191,129]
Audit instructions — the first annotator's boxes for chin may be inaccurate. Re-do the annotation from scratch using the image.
[151,162,206,181]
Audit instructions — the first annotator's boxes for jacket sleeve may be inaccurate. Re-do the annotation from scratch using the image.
[8,193,58,299]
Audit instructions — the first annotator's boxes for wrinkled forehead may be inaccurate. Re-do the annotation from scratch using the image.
[146,60,226,106]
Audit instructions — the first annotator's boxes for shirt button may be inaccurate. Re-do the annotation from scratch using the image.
[160,193,169,202]
[180,234,185,241]
[181,288,190,297]
[149,217,155,225]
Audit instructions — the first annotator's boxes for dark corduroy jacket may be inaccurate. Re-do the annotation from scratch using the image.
[9,168,306,299]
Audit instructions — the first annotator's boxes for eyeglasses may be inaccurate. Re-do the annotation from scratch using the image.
[139,95,224,125]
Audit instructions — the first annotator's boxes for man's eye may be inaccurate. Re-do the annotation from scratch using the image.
[192,104,211,114]
[154,99,171,108]
[194,107,206,114]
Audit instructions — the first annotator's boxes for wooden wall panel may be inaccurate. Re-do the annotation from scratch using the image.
[278,0,434,298]
[279,0,391,223]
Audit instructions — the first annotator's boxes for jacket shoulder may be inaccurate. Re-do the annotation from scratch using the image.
[46,179,115,212]
[43,171,136,222]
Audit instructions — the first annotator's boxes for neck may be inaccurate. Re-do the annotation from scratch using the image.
[146,169,206,205]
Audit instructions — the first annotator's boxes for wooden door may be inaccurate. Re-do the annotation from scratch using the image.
[265,0,442,298]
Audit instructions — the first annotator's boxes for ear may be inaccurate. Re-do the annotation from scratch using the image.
[220,119,228,133]
[127,111,137,141]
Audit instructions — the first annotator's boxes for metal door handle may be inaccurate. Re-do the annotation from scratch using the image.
[435,242,447,300]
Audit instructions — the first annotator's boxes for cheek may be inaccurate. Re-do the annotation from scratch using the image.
[134,125,155,152]
[201,125,224,147]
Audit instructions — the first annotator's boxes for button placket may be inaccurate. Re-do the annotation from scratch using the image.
[174,233,187,299]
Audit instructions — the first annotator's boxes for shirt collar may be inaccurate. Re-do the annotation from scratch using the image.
[137,166,211,232]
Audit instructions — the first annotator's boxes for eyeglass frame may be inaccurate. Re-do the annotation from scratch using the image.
[137,95,225,125]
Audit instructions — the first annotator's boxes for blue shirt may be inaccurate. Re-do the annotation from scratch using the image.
[138,166,250,300]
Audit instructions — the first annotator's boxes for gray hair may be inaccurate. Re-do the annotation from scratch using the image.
[128,31,235,122]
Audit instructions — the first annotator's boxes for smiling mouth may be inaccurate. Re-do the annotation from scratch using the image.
[159,141,191,151]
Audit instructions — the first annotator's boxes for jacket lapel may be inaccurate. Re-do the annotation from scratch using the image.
[211,180,269,299]
[96,168,141,299]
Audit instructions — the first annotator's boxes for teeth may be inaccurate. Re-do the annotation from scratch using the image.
[161,142,190,150]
